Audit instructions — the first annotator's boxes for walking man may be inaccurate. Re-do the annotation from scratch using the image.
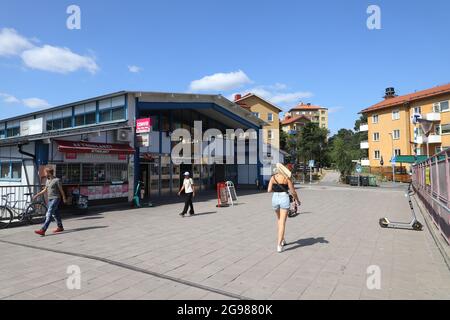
[34,167,67,236]
[178,172,195,216]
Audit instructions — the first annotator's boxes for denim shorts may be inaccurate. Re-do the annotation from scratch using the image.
[272,192,290,210]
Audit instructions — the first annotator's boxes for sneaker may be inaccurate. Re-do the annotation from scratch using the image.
[277,245,283,253]
[179,212,186,217]
[53,227,64,233]
[281,239,287,246]
[34,229,45,236]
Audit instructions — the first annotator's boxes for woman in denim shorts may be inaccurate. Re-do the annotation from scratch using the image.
[268,163,300,253]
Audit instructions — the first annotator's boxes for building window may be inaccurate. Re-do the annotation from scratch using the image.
[413,106,422,114]
[441,123,450,135]
[395,149,401,157]
[434,101,449,112]
[99,96,126,123]
[74,102,97,127]
[6,127,20,137]
[268,130,273,140]
[392,130,400,140]
[321,110,326,115]
[321,117,325,121]
[435,125,441,135]
[252,112,260,118]
[392,110,400,120]
[374,150,381,160]
[435,146,443,154]
[372,114,379,124]
[0,161,21,180]
[267,113,273,122]
[373,132,380,141]
[0,129,5,139]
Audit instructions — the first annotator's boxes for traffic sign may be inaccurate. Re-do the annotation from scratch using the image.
[308,160,315,168]
[356,164,362,174]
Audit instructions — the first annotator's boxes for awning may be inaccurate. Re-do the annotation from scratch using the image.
[391,155,428,164]
[56,140,135,155]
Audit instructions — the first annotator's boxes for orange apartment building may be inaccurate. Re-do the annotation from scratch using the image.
[360,84,450,171]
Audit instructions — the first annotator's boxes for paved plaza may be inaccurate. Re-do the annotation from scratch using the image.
[0,172,449,300]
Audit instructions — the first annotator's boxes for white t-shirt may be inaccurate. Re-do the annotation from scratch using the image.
[183,178,194,194]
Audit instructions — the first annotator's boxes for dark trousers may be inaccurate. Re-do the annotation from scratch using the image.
[182,192,194,214]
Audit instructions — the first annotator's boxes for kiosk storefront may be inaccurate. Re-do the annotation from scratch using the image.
[51,140,134,203]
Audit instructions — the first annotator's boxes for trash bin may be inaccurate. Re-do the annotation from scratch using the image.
[349,176,359,186]
[360,176,369,187]
[369,176,377,187]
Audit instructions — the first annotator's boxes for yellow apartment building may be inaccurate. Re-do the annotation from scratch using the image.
[286,102,328,129]
[234,93,282,153]
[360,84,450,170]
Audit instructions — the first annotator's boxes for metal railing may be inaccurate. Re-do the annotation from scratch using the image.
[0,185,43,218]
[412,148,450,245]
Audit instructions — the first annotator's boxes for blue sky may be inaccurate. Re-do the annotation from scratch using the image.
[0,0,449,134]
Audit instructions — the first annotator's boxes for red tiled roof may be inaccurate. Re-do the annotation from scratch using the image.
[281,115,311,125]
[290,104,322,111]
[361,83,450,114]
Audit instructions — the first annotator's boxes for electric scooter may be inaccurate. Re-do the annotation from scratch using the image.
[379,182,423,231]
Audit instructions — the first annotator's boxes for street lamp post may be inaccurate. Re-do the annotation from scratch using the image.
[389,133,395,184]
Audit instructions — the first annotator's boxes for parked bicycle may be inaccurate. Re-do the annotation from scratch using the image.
[0,193,47,229]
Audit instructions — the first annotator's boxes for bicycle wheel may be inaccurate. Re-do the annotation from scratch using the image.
[25,202,47,225]
[0,205,13,229]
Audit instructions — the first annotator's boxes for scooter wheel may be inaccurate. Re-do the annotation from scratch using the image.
[413,221,423,231]
[379,218,388,228]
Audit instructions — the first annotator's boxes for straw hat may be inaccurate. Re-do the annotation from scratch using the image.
[273,163,292,179]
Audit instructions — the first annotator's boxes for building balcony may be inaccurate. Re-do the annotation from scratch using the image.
[361,159,370,166]
[426,113,441,121]
[360,141,369,149]
[359,124,368,132]
[415,135,442,144]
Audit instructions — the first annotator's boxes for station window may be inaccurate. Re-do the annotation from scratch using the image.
[99,96,126,123]
[0,161,22,180]
[6,127,20,137]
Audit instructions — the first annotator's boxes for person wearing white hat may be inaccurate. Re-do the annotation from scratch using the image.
[268,163,300,253]
[178,171,195,216]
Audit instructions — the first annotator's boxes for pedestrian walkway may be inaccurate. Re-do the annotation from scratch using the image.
[0,182,449,300]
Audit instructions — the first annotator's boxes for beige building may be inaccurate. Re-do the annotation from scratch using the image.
[234,93,282,153]
[360,84,450,170]
[286,102,328,129]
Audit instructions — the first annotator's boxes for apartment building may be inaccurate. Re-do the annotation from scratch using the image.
[359,84,450,169]
[287,102,328,129]
[280,114,311,134]
[234,93,282,181]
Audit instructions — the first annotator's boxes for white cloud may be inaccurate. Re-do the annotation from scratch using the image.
[0,28,99,74]
[128,65,142,73]
[328,106,343,114]
[271,92,313,105]
[190,70,252,91]
[21,45,99,74]
[0,92,50,109]
[0,93,20,104]
[22,97,50,109]
[0,28,34,56]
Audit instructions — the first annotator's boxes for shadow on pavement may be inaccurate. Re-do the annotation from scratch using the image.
[44,225,108,236]
[285,237,329,251]
[189,211,217,217]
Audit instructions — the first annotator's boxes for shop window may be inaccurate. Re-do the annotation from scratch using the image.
[1,162,10,179]
[0,161,21,180]
[11,162,21,179]
[109,164,128,182]
[0,130,5,139]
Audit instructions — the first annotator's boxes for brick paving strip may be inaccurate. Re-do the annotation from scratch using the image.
[0,239,251,300]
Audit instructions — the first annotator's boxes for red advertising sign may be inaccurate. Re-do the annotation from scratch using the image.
[66,152,77,160]
[136,118,151,134]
